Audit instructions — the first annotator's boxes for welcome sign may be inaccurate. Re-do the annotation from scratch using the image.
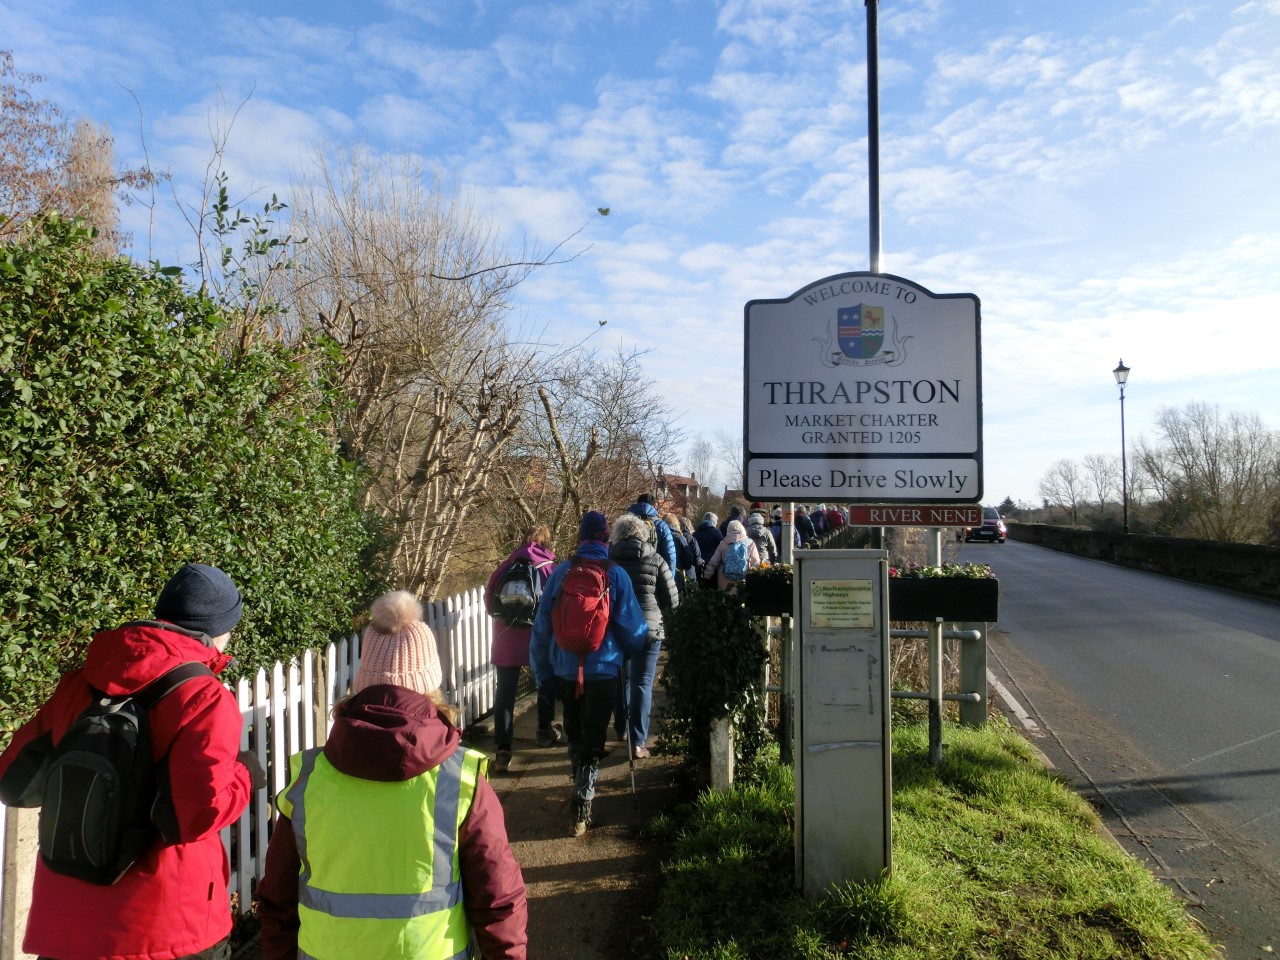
[744,272,982,503]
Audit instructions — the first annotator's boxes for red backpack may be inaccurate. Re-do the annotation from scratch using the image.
[552,558,613,695]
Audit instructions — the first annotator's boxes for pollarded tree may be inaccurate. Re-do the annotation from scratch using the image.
[286,145,557,599]
[487,344,684,561]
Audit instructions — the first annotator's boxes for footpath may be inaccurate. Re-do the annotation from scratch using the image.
[234,674,685,960]
[475,682,684,960]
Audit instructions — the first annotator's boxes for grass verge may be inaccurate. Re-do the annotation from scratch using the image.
[649,718,1218,959]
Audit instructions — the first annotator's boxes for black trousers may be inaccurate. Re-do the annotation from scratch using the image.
[557,674,617,768]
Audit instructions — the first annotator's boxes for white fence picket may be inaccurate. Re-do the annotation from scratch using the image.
[1,587,497,942]
[301,652,316,751]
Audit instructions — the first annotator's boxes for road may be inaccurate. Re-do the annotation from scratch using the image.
[961,539,1280,957]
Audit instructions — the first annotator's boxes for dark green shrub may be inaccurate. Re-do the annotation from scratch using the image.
[659,588,770,779]
[0,215,388,733]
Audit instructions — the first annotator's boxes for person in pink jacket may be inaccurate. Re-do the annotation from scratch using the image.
[702,518,762,592]
[484,523,562,772]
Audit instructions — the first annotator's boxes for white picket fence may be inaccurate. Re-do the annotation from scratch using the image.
[1,585,497,946]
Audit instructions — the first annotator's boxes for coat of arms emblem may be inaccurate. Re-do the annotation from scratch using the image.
[815,304,911,368]
[838,304,884,359]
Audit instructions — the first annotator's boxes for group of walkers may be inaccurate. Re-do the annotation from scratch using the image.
[483,494,682,836]
[481,495,853,836]
[0,495,853,960]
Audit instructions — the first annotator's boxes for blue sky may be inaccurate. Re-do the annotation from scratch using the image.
[4,0,1278,505]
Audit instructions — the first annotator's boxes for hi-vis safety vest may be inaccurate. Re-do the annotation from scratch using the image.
[277,744,487,960]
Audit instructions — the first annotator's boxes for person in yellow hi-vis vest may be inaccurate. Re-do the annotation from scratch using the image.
[257,591,528,960]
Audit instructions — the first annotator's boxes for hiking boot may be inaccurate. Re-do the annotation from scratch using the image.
[493,750,512,774]
[572,798,592,836]
[535,724,563,748]
[631,745,651,760]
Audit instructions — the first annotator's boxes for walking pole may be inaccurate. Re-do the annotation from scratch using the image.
[624,664,637,798]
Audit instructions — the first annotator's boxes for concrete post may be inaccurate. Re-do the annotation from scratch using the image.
[709,717,734,791]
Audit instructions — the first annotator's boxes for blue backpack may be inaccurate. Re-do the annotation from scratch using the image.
[723,540,750,581]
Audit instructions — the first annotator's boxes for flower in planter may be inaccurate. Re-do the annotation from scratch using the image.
[746,561,792,580]
[889,561,994,580]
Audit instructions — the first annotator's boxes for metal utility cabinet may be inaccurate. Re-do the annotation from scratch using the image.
[793,549,892,896]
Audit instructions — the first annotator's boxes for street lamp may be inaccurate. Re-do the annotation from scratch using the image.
[1112,359,1130,534]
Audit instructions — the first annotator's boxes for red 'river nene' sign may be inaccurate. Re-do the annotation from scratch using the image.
[846,505,982,526]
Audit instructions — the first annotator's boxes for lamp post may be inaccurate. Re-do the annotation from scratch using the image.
[1113,359,1130,534]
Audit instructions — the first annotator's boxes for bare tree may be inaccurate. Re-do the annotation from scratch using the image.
[1038,458,1086,524]
[1,53,156,246]
[1081,452,1120,521]
[0,51,68,236]
[713,428,744,494]
[486,344,683,557]
[62,119,123,256]
[1137,402,1278,543]
[685,436,718,493]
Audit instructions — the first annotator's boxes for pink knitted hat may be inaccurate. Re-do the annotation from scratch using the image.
[354,591,443,696]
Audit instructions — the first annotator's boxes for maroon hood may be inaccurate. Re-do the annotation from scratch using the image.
[82,620,234,696]
[325,684,462,781]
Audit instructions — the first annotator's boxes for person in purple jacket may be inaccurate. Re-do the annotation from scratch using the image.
[485,523,561,773]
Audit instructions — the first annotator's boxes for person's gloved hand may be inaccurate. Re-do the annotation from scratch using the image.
[238,749,267,790]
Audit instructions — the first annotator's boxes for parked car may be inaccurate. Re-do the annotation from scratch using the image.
[964,506,1007,543]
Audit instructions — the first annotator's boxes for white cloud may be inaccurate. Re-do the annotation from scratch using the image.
[7,0,1280,502]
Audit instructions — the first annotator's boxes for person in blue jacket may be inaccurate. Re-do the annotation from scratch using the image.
[531,511,649,836]
[627,493,679,578]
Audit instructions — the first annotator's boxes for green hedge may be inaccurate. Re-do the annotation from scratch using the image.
[0,215,388,733]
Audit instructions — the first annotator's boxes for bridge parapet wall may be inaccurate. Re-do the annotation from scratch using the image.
[1005,523,1280,603]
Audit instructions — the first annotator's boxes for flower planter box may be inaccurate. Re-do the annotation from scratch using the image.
[743,576,793,616]
[741,574,999,620]
[889,577,999,622]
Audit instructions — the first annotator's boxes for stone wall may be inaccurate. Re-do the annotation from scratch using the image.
[1005,523,1280,602]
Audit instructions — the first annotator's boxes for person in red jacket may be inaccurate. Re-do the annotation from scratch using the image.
[0,562,261,960]
[256,590,527,960]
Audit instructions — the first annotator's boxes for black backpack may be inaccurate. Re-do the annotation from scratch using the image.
[493,558,551,627]
[8,658,214,885]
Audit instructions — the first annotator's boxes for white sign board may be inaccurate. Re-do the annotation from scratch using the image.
[745,272,982,503]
